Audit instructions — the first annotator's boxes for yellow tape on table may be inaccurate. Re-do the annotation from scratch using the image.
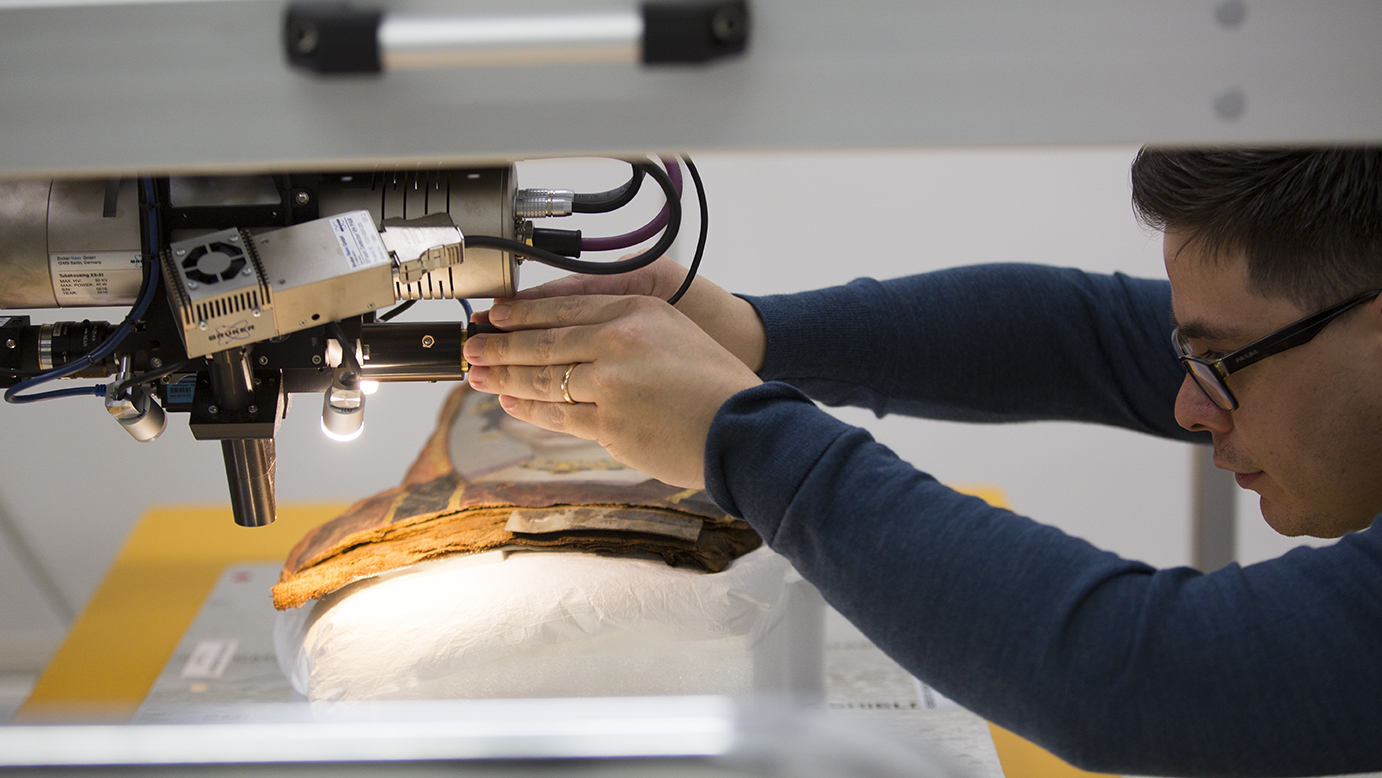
[16,503,346,723]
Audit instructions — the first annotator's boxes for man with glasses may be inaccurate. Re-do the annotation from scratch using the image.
[462,148,1382,776]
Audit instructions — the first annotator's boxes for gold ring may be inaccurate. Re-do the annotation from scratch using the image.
[561,362,580,405]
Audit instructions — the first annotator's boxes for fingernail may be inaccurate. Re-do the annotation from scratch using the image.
[463,334,486,362]
[467,365,489,386]
[489,303,510,323]
[499,394,517,411]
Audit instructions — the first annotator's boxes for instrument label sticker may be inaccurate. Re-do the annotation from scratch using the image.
[49,252,144,306]
[330,211,391,269]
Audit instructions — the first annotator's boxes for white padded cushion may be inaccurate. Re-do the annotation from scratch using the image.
[274,547,817,701]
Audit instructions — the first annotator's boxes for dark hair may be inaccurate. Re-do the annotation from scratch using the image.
[1130,148,1382,309]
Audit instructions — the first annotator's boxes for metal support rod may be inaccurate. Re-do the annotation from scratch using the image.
[1192,444,1236,572]
[220,439,276,528]
[379,13,641,70]
[0,495,74,626]
[209,348,276,527]
[208,348,254,413]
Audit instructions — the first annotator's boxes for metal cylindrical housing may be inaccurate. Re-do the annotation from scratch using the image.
[0,180,57,308]
[358,321,467,382]
[117,398,167,443]
[0,178,143,310]
[317,168,518,301]
[222,438,276,527]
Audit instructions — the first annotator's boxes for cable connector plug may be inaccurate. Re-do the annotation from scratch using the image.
[531,228,583,258]
[515,189,575,219]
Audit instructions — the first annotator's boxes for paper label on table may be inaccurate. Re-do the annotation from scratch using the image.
[914,676,960,710]
[180,639,238,679]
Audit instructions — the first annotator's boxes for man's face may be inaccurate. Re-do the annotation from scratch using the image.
[1165,230,1382,537]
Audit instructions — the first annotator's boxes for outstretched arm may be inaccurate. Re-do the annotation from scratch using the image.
[706,382,1382,777]
[745,263,1196,441]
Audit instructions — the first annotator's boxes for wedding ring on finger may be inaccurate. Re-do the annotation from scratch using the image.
[561,362,580,405]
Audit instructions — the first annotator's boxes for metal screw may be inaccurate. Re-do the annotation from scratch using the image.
[4,339,14,349]
[228,233,239,242]
[252,307,262,317]
[176,249,187,256]
[188,280,198,289]
[208,405,219,415]
[258,355,269,366]
[294,191,311,206]
[290,20,319,54]
[253,377,262,386]
[1214,88,1246,120]
[311,355,322,365]
[150,357,163,369]
[421,335,436,348]
[247,404,258,414]
[241,266,252,276]
[299,320,307,327]
[198,320,208,330]
[1215,0,1246,28]
[367,302,375,309]
[711,5,747,43]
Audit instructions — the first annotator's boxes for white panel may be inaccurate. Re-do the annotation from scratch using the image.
[0,1,1380,177]
[0,516,66,671]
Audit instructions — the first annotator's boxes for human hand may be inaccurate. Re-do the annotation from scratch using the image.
[483,256,767,373]
[462,294,763,488]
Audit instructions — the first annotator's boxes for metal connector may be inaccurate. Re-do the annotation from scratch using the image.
[380,214,466,285]
[515,189,575,219]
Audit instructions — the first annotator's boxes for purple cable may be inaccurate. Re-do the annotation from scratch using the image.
[581,158,683,252]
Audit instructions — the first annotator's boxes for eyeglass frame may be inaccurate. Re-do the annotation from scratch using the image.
[1171,288,1382,412]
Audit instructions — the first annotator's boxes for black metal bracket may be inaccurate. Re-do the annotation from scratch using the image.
[187,370,285,440]
[284,2,383,74]
[643,0,749,64]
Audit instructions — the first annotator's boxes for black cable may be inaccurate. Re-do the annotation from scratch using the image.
[667,154,707,307]
[378,299,416,322]
[113,358,198,394]
[572,163,645,214]
[466,160,680,276]
[326,322,361,373]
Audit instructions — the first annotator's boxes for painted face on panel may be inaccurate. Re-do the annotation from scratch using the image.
[1165,230,1382,538]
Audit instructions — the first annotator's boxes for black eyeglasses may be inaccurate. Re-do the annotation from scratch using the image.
[1172,288,1382,411]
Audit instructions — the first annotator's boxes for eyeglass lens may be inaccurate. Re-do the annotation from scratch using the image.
[1184,359,1235,410]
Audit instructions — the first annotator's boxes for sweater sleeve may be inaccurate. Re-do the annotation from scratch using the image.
[704,384,1382,777]
[744,263,1200,443]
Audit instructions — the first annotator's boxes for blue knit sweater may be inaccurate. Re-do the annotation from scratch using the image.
[703,264,1382,777]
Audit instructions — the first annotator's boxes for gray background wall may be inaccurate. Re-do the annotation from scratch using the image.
[0,146,1326,679]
